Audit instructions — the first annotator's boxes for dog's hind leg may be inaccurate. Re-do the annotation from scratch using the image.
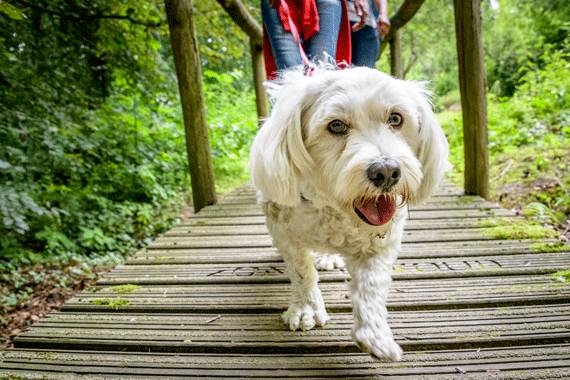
[345,252,403,361]
[272,235,329,331]
[312,252,346,271]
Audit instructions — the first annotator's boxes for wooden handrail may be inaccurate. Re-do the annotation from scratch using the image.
[215,0,263,42]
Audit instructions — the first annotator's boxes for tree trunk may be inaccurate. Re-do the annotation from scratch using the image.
[389,31,403,78]
[165,0,216,211]
[453,0,489,199]
[250,40,268,123]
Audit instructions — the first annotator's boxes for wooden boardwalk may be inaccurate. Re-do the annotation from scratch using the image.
[2,184,570,379]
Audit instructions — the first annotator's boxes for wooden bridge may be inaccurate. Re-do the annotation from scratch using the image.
[1,183,569,379]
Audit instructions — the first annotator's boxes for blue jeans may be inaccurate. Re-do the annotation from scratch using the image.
[261,0,342,70]
[351,24,379,68]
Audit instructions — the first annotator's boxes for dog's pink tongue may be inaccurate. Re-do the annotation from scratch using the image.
[357,195,396,226]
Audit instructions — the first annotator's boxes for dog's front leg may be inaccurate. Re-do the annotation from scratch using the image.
[272,233,329,331]
[346,252,402,361]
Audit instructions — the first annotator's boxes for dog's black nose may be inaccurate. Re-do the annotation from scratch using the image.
[367,159,401,190]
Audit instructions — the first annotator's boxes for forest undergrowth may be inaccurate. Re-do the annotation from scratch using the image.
[438,48,569,238]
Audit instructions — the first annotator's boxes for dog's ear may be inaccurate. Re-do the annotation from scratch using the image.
[406,82,451,204]
[250,80,313,206]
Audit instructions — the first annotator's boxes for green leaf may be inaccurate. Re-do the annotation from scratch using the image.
[0,3,24,20]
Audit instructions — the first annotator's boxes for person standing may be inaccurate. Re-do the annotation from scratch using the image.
[348,0,390,68]
[261,0,366,79]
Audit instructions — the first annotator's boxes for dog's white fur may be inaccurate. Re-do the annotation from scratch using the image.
[250,66,449,361]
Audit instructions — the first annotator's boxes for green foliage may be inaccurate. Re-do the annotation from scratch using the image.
[487,49,570,153]
[384,0,569,100]
[0,0,260,329]
[0,1,188,270]
[203,69,258,193]
[440,43,569,232]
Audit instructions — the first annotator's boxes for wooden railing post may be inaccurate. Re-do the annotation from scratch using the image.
[250,39,268,123]
[389,31,403,78]
[165,0,216,211]
[453,0,489,199]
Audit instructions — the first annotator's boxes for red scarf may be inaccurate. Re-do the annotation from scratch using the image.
[263,0,352,80]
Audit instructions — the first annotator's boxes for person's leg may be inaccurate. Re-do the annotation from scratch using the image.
[307,0,342,64]
[261,0,303,70]
[351,24,379,68]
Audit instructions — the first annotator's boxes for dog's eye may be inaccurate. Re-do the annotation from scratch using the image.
[388,112,403,129]
[328,119,349,134]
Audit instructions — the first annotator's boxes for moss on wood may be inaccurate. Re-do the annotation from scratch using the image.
[477,218,559,240]
[552,269,570,283]
[108,284,140,294]
[531,242,569,253]
[90,298,130,309]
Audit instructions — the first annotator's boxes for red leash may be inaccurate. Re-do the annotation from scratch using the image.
[279,0,315,75]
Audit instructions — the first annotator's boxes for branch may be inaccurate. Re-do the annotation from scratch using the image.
[403,53,418,77]
[380,0,426,52]
[215,0,262,42]
[11,0,164,28]
[403,33,417,77]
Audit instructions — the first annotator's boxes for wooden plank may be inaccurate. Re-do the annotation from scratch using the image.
[63,275,570,312]
[176,215,515,228]
[1,346,569,379]
[223,184,465,197]
[454,0,489,198]
[187,208,513,220]
[172,216,510,230]
[250,40,268,120]
[218,194,486,206]
[202,199,500,211]
[162,225,500,238]
[127,240,567,265]
[13,306,570,353]
[195,202,502,216]
[98,253,570,284]
[147,231,540,250]
[1,345,569,379]
[165,0,216,211]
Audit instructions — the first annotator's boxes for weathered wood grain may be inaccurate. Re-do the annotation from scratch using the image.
[148,231,537,250]
[454,0,489,198]
[13,309,570,353]
[97,253,570,285]
[1,346,569,379]
[177,215,516,228]
[2,184,569,378]
[126,243,568,265]
[164,0,216,211]
[63,275,570,313]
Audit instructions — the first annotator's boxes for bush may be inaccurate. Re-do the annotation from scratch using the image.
[439,46,570,228]
[0,1,259,329]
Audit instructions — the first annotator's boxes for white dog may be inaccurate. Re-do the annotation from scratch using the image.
[250,66,449,361]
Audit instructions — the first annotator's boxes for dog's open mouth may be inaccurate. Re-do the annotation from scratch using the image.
[354,195,396,226]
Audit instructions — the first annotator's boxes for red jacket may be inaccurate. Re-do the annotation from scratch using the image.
[263,0,352,79]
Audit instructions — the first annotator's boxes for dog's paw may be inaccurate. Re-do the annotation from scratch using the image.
[352,324,403,362]
[282,303,329,331]
[313,253,345,271]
